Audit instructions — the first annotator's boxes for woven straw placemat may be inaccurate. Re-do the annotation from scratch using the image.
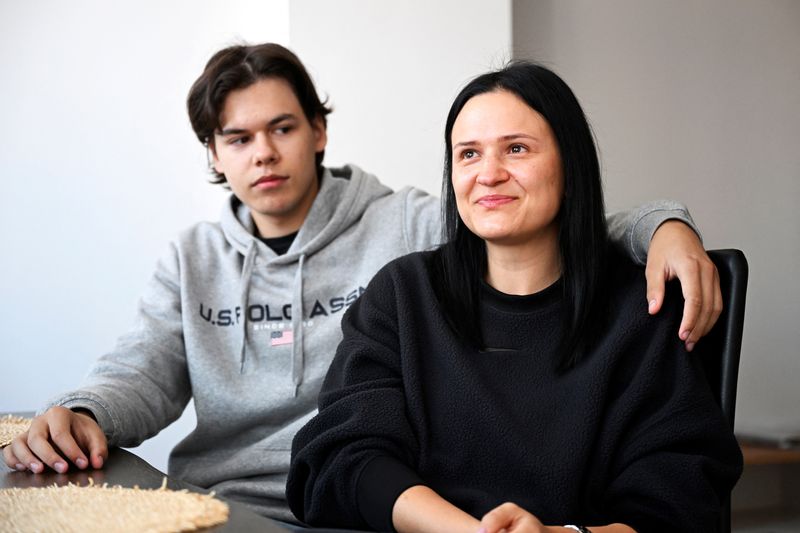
[0,478,229,532]
[0,415,32,447]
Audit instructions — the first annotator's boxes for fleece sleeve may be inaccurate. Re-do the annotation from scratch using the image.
[44,242,191,448]
[286,267,424,530]
[593,283,742,532]
[605,200,701,265]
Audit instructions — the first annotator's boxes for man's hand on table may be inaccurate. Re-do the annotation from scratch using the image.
[3,406,107,474]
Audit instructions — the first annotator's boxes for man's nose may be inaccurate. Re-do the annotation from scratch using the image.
[253,133,278,165]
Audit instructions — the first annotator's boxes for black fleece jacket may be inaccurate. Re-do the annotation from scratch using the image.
[287,250,742,532]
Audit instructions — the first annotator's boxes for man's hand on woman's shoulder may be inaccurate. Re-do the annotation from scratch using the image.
[645,220,723,351]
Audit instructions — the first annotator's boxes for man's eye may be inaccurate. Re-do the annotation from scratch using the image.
[229,136,250,145]
[275,125,293,135]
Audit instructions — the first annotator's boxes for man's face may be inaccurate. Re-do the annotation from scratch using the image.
[212,77,327,238]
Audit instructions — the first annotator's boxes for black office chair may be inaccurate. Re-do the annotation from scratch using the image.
[695,249,749,533]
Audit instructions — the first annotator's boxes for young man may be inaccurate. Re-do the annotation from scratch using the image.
[4,43,721,522]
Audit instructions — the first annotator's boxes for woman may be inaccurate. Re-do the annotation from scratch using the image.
[286,62,742,533]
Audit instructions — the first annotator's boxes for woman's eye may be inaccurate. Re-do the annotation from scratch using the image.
[461,149,476,160]
[510,144,526,154]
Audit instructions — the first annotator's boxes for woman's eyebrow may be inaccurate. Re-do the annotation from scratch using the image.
[500,133,540,143]
[453,140,478,149]
[453,133,541,149]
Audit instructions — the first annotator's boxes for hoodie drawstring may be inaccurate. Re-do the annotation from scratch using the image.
[238,242,258,373]
[291,254,306,397]
[237,240,305,394]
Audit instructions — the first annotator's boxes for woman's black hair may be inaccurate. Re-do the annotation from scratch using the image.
[186,43,332,185]
[434,61,608,369]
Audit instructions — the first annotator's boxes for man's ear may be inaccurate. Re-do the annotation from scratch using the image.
[312,116,328,153]
[208,141,223,174]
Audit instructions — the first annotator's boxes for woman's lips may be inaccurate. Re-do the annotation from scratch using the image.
[476,195,515,208]
[252,175,289,189]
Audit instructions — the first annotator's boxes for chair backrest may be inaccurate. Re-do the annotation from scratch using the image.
[698,249,748,428]
[696,249,749,533]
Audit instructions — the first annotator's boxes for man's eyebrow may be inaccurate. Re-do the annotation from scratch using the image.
[217,113,297,136]
[453,133,540,149]
[217,127,247,136]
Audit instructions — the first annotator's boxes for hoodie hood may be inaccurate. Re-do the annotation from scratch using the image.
[220,165,394,260]
[218,165,394,386]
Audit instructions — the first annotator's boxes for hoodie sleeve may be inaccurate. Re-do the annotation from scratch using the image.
[606,200,701,265]
[402,187,443,253]
[287,265,424,530]
[44,242,191,448]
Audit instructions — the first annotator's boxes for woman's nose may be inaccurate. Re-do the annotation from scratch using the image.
[475,154,509,186]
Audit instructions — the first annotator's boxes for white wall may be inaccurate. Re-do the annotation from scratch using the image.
[289,0,512,195]
[512,0,800,433]
[0,0,290,471]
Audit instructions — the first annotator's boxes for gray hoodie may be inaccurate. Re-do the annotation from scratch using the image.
[47,164,696,520]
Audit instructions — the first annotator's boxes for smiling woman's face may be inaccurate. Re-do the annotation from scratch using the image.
[450,89,563,247]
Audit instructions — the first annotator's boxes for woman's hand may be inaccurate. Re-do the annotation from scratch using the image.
[478,502,553,533]
[393,485,481,533]
[478,503,637,533]
[2,406,107,474]
[645,220,722,351]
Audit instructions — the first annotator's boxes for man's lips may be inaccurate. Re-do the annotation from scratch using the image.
[476,194,516,208]
[252,175,289,189]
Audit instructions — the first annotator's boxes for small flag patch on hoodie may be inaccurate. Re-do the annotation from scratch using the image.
[271,330,294,346]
